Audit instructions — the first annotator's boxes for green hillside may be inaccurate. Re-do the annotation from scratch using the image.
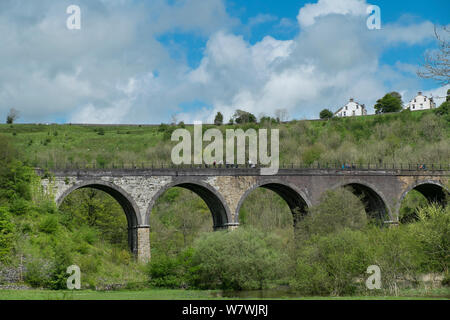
[0,109,449,168]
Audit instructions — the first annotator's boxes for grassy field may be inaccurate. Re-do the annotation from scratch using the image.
[0,109,448,168]
[0,288,448,300]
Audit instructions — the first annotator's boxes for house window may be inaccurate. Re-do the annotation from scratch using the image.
[343,111,346,116]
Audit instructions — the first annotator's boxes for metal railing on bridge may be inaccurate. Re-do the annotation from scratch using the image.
[34,161,450,172]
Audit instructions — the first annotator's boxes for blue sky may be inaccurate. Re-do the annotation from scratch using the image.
[0,0,449,124]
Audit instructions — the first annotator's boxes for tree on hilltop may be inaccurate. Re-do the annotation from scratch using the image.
[232,109,257,124]
[374,93,402,114]
[214,112,223,126]
[6,108,20,124]
[319,109,333,120]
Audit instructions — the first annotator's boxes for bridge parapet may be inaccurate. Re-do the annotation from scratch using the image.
[36,167,450,177]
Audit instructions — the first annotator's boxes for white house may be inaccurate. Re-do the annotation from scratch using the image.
[404,92,436,111]
[334,98,367,117]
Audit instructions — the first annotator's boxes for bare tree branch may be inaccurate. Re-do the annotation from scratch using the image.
[417,25,450,85]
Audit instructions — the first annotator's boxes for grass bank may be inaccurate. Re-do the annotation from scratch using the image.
[1,109,448,167]
[0,288,448,300]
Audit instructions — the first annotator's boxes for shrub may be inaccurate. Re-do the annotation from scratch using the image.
[0,161,34,201]
[147,249,193,288]
[73,226,99,250]
[442,274,450,287]
[297,189,367,241]
[435,101,449,117]
[111,247,132,265]
[9,198,30,216]
[291,203,449,297]
[291,229,374,296]
[37,200,58,215]
[367,226,424,294]
[39,215,58,234]
[24,258,53,288]
[49,243,74,289]
[0,207,15,262]
[410,204,450,273]
[188,227,291,290]
[96,155,107,168]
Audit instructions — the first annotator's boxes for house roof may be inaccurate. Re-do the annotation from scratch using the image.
[334,100,365,115]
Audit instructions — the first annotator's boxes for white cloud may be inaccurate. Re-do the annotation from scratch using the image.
[381,21,435,45]
[176,5,441,122]
[0,0,236,123]
[297,0,368,27]
[248,14,278,27]
[0,0,445,125]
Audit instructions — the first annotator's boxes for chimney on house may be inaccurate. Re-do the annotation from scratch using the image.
[418,91,422,96]
[349,98,354,102]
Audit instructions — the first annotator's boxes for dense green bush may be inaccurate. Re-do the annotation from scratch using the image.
[48,242,74,289]
[39,215,59,234]
[291,203,449,296]
[0,207,15,262]
[9,198,31,216]
[0,161,34,203]
[435,101,449,120]
[188,227,291,290]
[292,229,373,296]
[24,258,53,288]
[296,189,367,241]
[367,227,424,294]
[146,249,193,288]
[410,204,450,273]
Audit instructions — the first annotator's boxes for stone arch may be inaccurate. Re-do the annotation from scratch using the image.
[400,180,449,206]
[235,180,311,228]
[56,180,141,254]
[145,178,233,230]
[330,180,391,222]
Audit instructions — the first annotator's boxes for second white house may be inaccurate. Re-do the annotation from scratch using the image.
[404,92,436,111]
[334,98,367,117]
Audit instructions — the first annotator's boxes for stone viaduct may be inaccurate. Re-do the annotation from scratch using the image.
[38,168,449,263]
